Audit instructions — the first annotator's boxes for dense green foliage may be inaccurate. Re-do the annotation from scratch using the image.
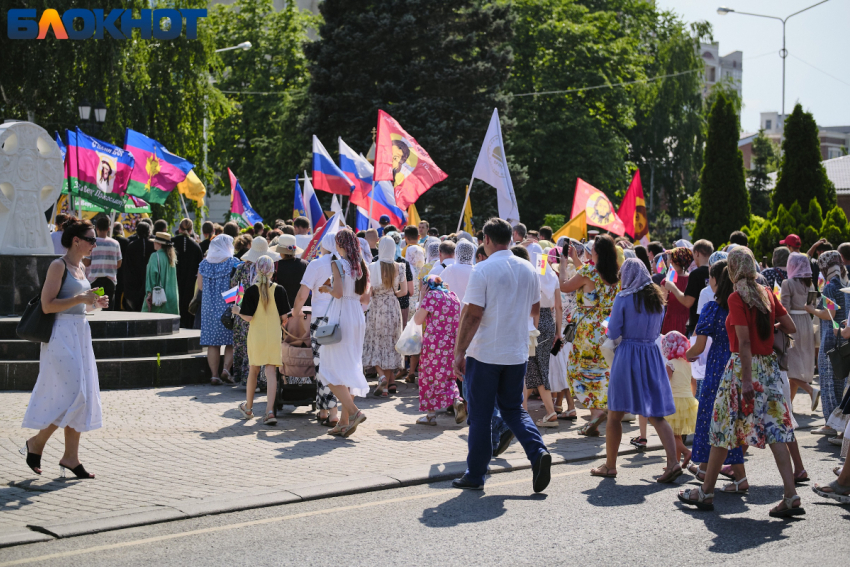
[692,91,750,247]
[0,0,227,222]
[772,103,836,215]
[207,0,316,223]
[304,0,516,232]
[747,129,778,218]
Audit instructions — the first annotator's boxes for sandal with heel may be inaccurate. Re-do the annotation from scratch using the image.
[19,441,42,475]
[60,462,95,479]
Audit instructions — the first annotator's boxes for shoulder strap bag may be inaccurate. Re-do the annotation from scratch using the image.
[150,253,168,307]
[17,260,69,343]
[314,260,344,345]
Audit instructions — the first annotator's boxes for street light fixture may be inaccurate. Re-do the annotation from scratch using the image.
[93,102,107,124]
[78,99,92,122]
[716,0,831,139]
[215,41,252,53]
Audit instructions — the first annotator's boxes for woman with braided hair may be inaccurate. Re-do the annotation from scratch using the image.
[320,229,372,438]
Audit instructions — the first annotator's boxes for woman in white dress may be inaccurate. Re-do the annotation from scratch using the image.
[320,229,372,438]
[21,218,109,479]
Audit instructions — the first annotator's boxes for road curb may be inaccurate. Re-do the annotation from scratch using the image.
[5,423,818,548]
[5,443,664,548]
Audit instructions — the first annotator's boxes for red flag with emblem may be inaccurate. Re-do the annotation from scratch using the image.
[617,170,649,244]
[570,178,626,236]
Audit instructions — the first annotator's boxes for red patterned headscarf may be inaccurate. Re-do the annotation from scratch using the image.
[336,228,363,279]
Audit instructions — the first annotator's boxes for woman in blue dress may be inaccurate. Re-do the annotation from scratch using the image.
[686,260,746,488]
[807,250,850,436]
[197,235,242,385]
[590,259,681,482]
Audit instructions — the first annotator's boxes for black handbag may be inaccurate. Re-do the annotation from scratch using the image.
[16,261,68,343]
[220,305,236,330]
[826,334,850,382]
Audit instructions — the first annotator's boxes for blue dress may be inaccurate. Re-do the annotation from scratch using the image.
[818,277,849,420]
[198,257,242,346]
[606,294,675,417]
[692,300,743,464]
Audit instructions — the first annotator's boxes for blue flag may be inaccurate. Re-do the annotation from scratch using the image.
[294,175,307,219]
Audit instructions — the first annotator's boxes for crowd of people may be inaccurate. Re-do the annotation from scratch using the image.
[21,211,850,511]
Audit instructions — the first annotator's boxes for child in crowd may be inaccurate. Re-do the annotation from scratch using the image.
[661,331,699,467]
[233,256,290,425]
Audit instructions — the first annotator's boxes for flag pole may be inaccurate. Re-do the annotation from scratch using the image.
[456,175,475,233]
[179,193,191,221]
[367,179,376,227]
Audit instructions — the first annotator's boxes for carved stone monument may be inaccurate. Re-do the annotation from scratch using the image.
[0,121,64,315]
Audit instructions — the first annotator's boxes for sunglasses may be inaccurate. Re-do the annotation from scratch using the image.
[78,236,97,245]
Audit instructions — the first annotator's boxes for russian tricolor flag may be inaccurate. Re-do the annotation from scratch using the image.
[312,135,354,196]
[340,145,406,229]
[301,171,326,232]
[339,137,374,206]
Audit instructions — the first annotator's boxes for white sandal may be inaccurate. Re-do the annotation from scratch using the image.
[238,402,254,419]
[677,486,714,511]
[536,412,559,428]
[769,494,805,517]
[417,414,437,426]
[721,476,749,494]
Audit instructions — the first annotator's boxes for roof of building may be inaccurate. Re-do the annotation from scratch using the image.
[761,154,850,193]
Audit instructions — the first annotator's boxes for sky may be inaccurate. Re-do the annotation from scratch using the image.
[655,0,849,133]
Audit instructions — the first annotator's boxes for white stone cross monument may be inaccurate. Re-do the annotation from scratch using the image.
[0,121,64,255]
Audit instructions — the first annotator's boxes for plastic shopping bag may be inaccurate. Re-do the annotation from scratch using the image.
[600,337,621,368]
[548,343,572,393]
[395,319,423,356]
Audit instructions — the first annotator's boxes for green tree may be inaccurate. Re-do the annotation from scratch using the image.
[628,15,711,218]
[507,0,650,227]
[692,91,749,247]
[206,0,316,222]
[542,214,565,230]
[821,206,850,246]
[746,129,778,217]
[304,0,515,229]
[772,103,836,215]
[0,1,227,225]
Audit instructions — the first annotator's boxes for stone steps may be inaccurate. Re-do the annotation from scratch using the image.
[0,353,211,391]
[0,312,211,391]
[0,329,202,361]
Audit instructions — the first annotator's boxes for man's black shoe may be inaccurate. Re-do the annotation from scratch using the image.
[532,451,552,493]
[493,430,515,457]
[452,475,484,490]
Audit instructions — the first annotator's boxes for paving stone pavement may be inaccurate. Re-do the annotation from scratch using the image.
[0,379,823,533]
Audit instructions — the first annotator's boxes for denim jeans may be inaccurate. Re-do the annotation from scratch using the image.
[462,375,510,452]
[464,357,547,485]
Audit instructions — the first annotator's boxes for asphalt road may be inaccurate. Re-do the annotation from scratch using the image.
[2,433,847,567]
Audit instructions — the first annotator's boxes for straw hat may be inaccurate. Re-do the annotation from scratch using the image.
[275,234,304,257]
[151,232,173,246]
[241,236,281,263]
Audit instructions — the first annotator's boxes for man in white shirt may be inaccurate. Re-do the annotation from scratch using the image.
[292,224,340,425]
[51,213,68,254]
[293,216,313,258]
[452,218,551,492]
[428,241,456,277]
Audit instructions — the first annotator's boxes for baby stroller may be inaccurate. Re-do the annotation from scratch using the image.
[275,309,318,413]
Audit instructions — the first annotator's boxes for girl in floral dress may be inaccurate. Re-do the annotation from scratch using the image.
[413,275,464,425]
[561,235,620,436]
[679,247,803,517]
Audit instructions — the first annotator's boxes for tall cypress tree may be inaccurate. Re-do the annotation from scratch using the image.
[304,0,516,231]
[772,103,836,215]
[692,91,750,246]
[747,129,778,218]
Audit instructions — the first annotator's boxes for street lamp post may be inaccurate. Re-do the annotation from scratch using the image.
[717,1,831,139]
[78,98,107,134]
[204,41,253,175]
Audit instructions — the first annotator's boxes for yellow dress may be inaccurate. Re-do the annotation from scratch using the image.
[666,358,698,435]
[247,283,283,367]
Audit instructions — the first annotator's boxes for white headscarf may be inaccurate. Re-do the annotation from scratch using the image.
[456,240,475,266]
[359,237,371,260]
[425,238,441,264]
[206,235,234,264]
[320,212,343,257]
[378,236,396,263]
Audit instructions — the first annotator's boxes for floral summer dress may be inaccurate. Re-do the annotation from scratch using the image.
[567,264,619,409]
[418,289,462,412]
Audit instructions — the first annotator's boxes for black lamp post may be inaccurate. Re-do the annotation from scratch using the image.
[78,98,107,134]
